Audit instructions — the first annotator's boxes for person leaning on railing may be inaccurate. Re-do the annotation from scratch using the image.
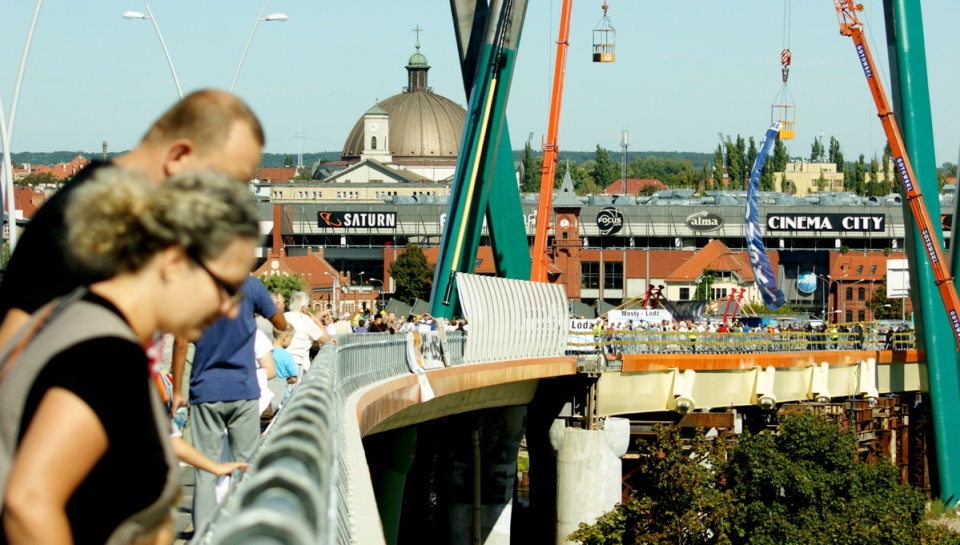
[0,169,261,545]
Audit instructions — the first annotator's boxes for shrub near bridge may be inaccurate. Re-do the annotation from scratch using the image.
[570,413,960,545]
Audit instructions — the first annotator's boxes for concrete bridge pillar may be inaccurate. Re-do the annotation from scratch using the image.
[549,417,630,544]
[445,406,527,545]
[366,427,417,545]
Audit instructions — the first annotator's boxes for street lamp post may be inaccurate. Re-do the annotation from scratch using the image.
[123,3,182,99]
[324,271,340,315]
[2,0,44,254]
[230,1,288,93]
[368,278,384,312]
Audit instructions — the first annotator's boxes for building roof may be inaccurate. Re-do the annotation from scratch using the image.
[665,239,760,283]
[253,248,348,294]
[423,246,498,275]
[602,178,667,196]
[257,167,299,183]
[829,252,905,281]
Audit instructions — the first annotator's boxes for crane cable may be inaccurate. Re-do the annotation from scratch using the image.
[781,0,792,84]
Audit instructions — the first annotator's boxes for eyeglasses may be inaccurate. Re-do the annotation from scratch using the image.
[193,259,244,305]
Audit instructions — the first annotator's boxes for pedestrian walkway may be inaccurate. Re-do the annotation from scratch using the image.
[174,465,195,545]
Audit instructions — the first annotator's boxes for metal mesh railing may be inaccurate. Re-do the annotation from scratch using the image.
[197,331,465,545]
[568,329,917,356]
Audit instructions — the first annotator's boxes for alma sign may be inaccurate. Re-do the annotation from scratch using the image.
[685,211,724,232]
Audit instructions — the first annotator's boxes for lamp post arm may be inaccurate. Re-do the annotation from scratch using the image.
[142,2,182,99]
[2,0,43,254]
[230,0,268,93]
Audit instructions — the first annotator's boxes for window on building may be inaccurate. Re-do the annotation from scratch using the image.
[856,265,864,274]
[711,288,728,300]
[870,265,877,274]
[581,262,599,289]
[371,136,377,150]
[846,287,853,300]
[679,287,690,301]
[858,310,865,321]
[846,310,854,322]
[858,287,865,300]
[604,262,623,290]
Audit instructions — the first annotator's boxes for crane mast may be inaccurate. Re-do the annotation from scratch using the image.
[834,0,960,351]
[531,0,573,282]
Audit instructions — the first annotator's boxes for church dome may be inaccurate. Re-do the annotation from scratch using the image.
[408,51,429,67]
[342,42,465,163]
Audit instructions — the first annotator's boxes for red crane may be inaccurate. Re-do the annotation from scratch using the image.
[834,1,960,351]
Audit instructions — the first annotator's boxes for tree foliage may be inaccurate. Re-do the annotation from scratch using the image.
[388,242,434,305]
[521,141,541,193]
[593,145,619,190]
[571,413,959,545]
[258,273,307,308]
[569,424,731,545]
[16,171,60,187]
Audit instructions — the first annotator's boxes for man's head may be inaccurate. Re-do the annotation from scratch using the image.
[121,89,264,183]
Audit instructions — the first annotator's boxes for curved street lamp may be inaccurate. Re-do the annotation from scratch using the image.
[123,4,182,99]
[2,0,43,254]
[230,2,288,93]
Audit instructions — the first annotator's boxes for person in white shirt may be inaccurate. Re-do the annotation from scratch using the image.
[284,291,330,373]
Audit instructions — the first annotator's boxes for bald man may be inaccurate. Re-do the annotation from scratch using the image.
[0,89,265,348]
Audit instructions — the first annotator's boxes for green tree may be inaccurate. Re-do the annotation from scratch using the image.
[811,135,826,163]
[258,273,307,308]
[771,138,789,173]
[828,136,844,169]
[759,162,776,192]
[816,170,827,192]
[868,278,904,320]
[520,141,541,193]
[572,413,957,545]
[593,145,618,190]
[713,143,725,187]
[16,171,59,187]
[388,242,434,304]
[941,162,958,178]
[725,135,746,190]
[745,137,758,183]
[283,155,294,167]
[569,424,731,545]
[855,154,867,195]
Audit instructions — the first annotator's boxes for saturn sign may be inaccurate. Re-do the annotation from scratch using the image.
[685,211,724,232]
[596,207,624,236]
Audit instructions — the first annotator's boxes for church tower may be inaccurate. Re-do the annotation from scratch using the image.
[361,104,391,162]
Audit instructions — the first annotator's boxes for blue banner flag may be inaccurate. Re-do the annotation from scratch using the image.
[745,123,786,310]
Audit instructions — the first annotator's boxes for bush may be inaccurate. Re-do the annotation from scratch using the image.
[570,413,960,545]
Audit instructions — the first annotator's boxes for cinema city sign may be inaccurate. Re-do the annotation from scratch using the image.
[766,213,885,232]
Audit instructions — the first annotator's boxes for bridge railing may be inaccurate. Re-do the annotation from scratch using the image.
[194,332,449,544]
[568,329,917,355]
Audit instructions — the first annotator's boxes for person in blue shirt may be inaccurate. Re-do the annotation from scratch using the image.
[264,324,298,416]
[170,276,286,532]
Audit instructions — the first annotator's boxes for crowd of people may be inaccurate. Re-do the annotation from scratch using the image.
[574,316,916,355]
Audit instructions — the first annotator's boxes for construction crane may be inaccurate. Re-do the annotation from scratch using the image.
[530,0,574,282]
[834,0,960,351]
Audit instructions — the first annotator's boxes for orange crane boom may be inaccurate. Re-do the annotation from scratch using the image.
[834,0,960,351]
[531,0,573,282]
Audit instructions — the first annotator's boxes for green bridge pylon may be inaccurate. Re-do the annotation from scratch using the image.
[430,0,531,320]
[884,0,960,503]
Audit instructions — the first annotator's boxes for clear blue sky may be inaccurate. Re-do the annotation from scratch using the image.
[1,1,957,167]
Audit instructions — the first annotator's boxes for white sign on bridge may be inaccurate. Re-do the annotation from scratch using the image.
[607,309,674,325]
